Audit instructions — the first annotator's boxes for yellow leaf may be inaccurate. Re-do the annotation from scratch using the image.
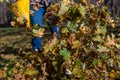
[111,23,115,28]
[31,60,35,64]
[104,35,116,46]
[72,66,81,78]
[38,58,42,64]
[109,73,115,78]
[109,19,114,23]
[72,40,81,49]
[90,13,98,21]
[97,60,102,68]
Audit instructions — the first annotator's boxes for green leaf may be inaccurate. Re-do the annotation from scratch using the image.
[75,59,81,66]
[118,61,120,69]
[81,74,87,80]
[19,68,24,74]
[78,4,85,17]
[44,45,52,53]
[61,28,69,33]
[96,27,106,35]
[59,48,71,60]
[100,53,108,60]
[24,68,38,76]
[93,59,98,67]
[67,21,79,32]
[52,61,57,67]
[72,40,80,49]
[92,35,104,42]
[97,45,109,52]
[71,6,77,14]
[58,0,69,16]
[8,68,14,76]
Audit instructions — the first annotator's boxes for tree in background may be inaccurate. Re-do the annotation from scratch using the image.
[0,2,8,25]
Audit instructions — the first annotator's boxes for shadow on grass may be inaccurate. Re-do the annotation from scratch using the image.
[0,46,19,55]
[0,27,26,36]
[0,46,32,56]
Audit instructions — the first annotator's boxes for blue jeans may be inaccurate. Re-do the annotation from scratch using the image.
[32,37,42,52]
[50,25,60,38]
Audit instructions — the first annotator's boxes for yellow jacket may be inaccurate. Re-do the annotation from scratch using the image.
[12,0,30,28]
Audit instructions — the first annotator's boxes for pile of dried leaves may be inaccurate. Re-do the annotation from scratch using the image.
[0,0,120,80]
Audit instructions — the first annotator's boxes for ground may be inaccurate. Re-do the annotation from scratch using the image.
[0,27,51,79]
[0,27,31,59]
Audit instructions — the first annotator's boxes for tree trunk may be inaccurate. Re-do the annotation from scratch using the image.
[90,0,120,18]
[0,2,8,25]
